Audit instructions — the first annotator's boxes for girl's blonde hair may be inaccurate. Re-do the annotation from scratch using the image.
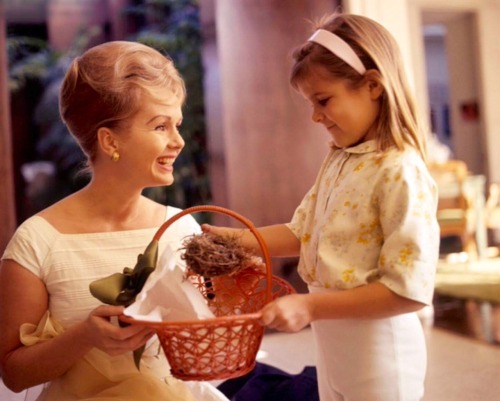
[290,13,428,161]
[59,41,185,165]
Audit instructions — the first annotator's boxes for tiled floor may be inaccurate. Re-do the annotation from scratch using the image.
[260,324,500,401]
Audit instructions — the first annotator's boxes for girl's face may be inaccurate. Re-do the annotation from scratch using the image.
[297,66,382,148]
[115,90,185,188]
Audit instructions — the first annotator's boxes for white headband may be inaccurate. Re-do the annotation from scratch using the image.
[308,29,366,75]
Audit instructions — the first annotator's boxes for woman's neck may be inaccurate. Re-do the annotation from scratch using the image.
[38,178,163,233]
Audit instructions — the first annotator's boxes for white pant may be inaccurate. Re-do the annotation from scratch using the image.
[309,286,426,401]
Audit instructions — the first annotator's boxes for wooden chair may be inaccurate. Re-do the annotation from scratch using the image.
[486,183,500,227]
[429,160,477,254]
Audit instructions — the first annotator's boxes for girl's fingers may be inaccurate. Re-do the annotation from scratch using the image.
[201,224,212,233]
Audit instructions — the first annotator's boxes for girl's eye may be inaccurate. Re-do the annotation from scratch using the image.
[318,98,330,106]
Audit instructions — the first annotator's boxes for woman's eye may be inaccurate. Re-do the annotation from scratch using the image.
[154,124,166,131]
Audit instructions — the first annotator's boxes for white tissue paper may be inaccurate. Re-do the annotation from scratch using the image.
[123,246,215,322]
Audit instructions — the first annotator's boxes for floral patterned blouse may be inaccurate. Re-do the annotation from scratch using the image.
[287,140,439,305]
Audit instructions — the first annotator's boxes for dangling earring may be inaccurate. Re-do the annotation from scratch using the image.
[111,150,120,162]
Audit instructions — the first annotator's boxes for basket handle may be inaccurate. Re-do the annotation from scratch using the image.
[154,205,273,303]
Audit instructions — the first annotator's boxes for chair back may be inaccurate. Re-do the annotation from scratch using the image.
[428,160,476,254]
[429,160,468,211]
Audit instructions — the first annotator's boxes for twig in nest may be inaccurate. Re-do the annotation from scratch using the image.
[180,232,256,277]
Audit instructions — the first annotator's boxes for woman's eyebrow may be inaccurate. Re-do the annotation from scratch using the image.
[146,115,172,124]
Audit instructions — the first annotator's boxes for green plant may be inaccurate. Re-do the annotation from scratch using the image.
[7,35,54,92]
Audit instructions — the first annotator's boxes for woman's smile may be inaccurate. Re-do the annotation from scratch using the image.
[157,155,176,171]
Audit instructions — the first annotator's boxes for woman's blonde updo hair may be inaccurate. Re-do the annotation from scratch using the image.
[290,13,428,161]
[59,41,185,165]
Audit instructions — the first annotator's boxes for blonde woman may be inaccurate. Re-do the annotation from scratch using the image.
[0,41,227,401]
[204,13,439,401]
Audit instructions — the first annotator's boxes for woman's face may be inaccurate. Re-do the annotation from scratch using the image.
[115,89,185,188]
[297,66,382,148]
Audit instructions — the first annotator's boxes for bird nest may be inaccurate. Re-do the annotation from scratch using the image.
[180,232,257,277]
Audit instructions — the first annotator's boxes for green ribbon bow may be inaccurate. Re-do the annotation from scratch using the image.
[89,239,159,369]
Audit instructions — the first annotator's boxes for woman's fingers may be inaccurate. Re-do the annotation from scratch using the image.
[84,305,155,355]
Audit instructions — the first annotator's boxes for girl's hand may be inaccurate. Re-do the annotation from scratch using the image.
[201,224,243,238]
[259,294,313,333]
[81,305,155,356]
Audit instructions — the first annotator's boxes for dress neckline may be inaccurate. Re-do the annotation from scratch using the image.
[30,207,170,237]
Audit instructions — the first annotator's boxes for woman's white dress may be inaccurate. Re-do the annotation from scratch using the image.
[2,206,228,401]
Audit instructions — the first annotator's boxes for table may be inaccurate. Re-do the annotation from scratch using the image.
[435,257,500,304]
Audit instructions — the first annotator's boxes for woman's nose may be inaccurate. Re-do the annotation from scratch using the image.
[170,129,185,150]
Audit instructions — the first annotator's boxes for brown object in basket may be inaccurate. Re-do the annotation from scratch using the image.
[180,232,256,277]
[120,205,295,382]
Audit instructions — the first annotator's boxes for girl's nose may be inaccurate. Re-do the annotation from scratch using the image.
[312,109,323,123]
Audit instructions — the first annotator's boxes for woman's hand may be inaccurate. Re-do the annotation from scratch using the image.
[81,305,155,356]
[259,294,313,333]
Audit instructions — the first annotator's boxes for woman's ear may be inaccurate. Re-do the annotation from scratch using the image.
[97,127,118,158]
[364,69,384,100]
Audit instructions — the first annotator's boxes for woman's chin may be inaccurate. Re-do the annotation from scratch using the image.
[151,175,174,187]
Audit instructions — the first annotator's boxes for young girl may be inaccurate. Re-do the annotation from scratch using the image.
[0,41,227,401]
[203,13,440,401]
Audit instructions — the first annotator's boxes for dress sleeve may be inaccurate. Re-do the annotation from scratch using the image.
[1,217,53,279]
[376,153,440,305]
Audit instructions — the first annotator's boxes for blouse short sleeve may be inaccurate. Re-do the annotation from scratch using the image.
[1,217,56,279]
[376,151,439,304]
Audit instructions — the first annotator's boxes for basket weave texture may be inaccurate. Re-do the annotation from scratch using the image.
[120,205,295,381]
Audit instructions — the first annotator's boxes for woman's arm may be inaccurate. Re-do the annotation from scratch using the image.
[0,260,154,392]
[259,282,425,332]
[202,223,301,257]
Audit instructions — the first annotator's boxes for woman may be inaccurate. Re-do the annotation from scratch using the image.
[0,41,227,401]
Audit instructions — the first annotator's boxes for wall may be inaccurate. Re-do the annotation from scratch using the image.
[445,14,483,175]
[47,0,109,51]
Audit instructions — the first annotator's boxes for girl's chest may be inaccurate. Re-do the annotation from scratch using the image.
[315,154,379,219]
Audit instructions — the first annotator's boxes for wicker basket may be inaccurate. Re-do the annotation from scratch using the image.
[120,205,295,381]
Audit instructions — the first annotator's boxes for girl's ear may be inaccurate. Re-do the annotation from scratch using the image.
[97,127,118,158]
[364,69,384,100]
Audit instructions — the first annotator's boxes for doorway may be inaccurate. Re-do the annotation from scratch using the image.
[421,10,485,176]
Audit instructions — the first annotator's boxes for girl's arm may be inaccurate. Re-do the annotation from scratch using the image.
[202,223,301,257]
[260,282,425,332]
[0,260,154,392]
